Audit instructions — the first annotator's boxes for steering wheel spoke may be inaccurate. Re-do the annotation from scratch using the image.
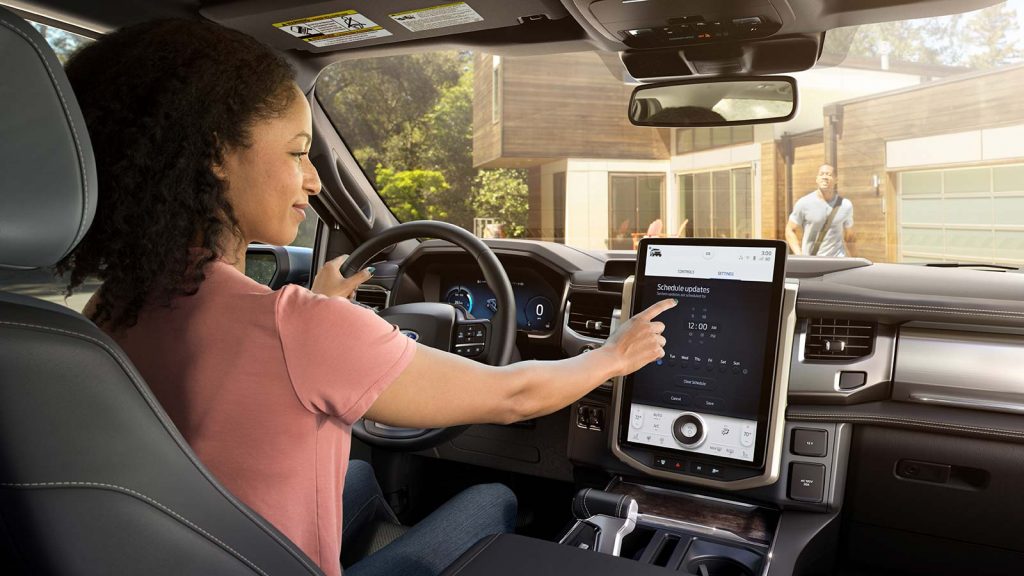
[452,318,490,360]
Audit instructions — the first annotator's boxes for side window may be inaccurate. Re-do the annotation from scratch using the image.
[0,23,95,313]
[291,206,320,249]
[30,22,93,63]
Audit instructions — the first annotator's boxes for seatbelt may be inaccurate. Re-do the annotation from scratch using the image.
[809,194,843,256]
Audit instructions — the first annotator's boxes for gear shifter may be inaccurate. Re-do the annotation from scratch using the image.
[571,488,638,556]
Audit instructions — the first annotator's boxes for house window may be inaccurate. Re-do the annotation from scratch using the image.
[678,166,754,239]
[608,174,665,250]
[491,55,502,124]
[674,126,755,155]
[899,165,1024,265]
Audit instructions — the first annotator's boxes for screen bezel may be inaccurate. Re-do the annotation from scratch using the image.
[618,237,788,470]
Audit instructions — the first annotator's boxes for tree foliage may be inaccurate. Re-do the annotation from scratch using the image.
[472,169,530,238]
[318,51,530,236]
[830,4,1021,69]
[374,166,450,222]
[317,53,463,171]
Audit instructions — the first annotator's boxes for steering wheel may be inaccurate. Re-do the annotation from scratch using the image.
[340,220,516,451]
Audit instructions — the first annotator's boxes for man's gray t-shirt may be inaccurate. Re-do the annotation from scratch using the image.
[789,191,854,257]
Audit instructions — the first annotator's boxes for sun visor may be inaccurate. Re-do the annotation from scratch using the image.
[201,0,568,53]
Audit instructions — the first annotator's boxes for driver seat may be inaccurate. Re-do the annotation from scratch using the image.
[0,9,323,575]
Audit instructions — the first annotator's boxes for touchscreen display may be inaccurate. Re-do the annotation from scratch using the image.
[622,240,785,467]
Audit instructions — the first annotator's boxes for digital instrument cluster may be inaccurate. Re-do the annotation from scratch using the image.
[440,268,558,332]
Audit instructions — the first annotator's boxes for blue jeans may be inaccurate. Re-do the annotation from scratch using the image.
[342,460,517,576]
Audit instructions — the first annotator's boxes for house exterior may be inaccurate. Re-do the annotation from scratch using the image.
[474,51,1024,265]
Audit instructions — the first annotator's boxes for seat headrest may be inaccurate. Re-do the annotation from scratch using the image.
[0,7,96,270]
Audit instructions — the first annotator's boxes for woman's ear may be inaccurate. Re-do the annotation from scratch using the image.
[211,158,228,181]
[210,134,229,181]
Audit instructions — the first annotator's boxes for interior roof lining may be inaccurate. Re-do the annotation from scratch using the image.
[2,0,1009,71]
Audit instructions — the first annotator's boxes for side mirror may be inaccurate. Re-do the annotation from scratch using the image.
[629,76,797,127]
[244,244,313,289]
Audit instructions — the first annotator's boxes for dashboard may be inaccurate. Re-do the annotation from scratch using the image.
[356,238,1024,568]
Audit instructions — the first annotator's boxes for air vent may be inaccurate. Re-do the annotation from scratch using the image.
[567,294,617,340]
[354,286,389,311]
[804,318,875,360]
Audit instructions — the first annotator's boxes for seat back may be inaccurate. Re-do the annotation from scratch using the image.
[0,10,322,575]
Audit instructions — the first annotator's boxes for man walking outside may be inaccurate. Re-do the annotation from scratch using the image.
[785,163,855,257]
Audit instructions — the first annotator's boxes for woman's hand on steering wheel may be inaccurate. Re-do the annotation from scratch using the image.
[311,254,374,300]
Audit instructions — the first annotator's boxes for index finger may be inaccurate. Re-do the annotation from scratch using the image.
[323,254,349,271]
[634,298,677,321]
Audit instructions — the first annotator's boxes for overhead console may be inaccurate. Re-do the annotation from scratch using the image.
[586,0,783,49]
[611,239,797,490]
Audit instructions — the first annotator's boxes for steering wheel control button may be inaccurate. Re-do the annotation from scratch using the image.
[791,428,828,457]
[789,462,826,503]
[672,413,706,447]
[454,322,488,358]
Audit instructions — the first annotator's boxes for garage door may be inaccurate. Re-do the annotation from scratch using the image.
[899,165,1024,266]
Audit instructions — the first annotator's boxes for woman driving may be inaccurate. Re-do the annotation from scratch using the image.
[58,18,674,576]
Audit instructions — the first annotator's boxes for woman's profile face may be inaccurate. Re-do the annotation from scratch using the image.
[218,85,321,248]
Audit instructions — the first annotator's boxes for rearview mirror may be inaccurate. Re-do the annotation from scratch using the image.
[629,76,797,127]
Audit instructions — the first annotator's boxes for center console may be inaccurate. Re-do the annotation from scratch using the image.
[443,479,840,576]
[561,482,776,575]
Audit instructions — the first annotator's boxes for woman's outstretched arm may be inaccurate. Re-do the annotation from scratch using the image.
[364,298,676,428]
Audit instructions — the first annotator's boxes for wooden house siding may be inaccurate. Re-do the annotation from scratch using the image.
[473,52,502,168]
[831,65,1024,262]
[473,52,671,168]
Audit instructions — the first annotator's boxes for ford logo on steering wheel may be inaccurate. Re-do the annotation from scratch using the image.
[400,329,420,341]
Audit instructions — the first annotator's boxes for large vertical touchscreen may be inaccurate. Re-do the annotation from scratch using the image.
[620,239,786,467]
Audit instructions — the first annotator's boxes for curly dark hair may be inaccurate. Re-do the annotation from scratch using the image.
[57,18,297,330]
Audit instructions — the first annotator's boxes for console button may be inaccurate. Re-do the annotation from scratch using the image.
[677,376,713,390]
[663,391,690,406]
[791,429,828,457]
[695,397,723,410]
[740,424,755,447]
[672,413,706,447]
[630,411,644,429]
[691,461,724,478]
[839,371,867,390]
[789,462,826,503]
[654,457,686,473]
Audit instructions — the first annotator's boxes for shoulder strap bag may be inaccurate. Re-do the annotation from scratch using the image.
[809,194,843,256]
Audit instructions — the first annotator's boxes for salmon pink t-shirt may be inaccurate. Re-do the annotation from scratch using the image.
[107,260,416,576]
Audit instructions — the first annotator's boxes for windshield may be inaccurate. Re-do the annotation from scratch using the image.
[317,1,1024,266]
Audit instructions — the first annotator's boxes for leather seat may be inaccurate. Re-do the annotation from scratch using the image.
[0,9,324,575]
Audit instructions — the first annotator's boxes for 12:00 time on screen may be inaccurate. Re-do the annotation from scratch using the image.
[688,322,718,332]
